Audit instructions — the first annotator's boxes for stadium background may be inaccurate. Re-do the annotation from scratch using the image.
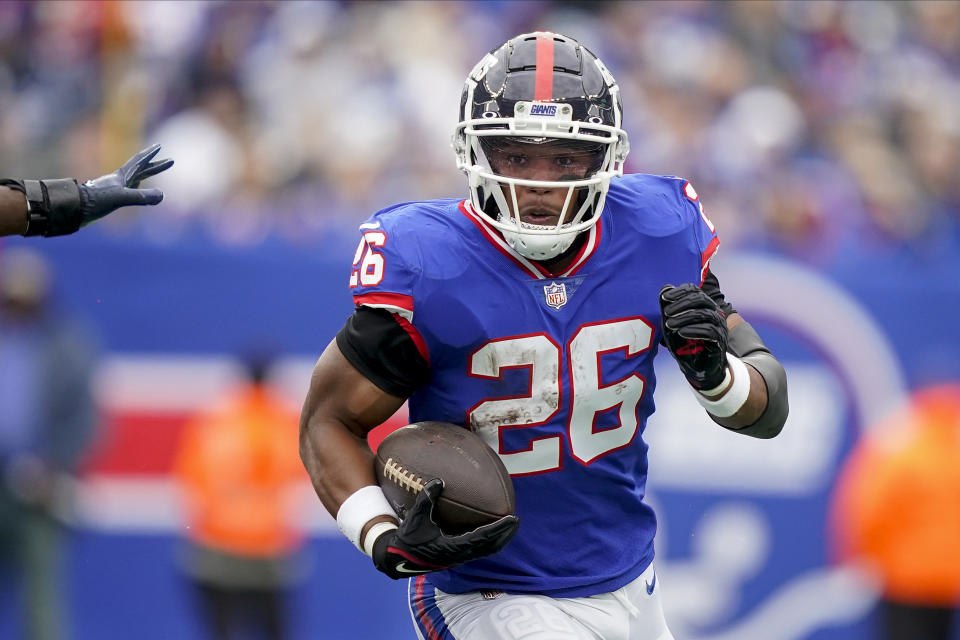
[1,1,959,638]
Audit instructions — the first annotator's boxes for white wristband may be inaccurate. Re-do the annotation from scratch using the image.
[336,486,398,555]
[692,354,751,418]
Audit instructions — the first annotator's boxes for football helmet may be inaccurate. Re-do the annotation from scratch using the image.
[453,32,629,260]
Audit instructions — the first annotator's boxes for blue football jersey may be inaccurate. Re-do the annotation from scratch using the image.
[349,173,719,597]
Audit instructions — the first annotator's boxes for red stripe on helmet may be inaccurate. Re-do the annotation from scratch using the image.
[534,32,554,101]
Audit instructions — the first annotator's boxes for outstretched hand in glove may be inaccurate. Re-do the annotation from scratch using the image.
[372,479,519,579]
[20,144,173,237]
[78,144,173,226]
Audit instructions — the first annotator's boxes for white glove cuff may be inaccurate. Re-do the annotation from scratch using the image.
[699,365,732,398]
[336,485,398,555]
[362,521,399,557]
[692,354,751,418]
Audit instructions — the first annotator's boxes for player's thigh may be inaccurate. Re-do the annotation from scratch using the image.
[408,566,673,640]
[408,576,591,640]
[552,564,673,640]
[433,591,594,640]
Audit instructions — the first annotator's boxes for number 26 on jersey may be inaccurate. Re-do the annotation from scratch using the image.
[469,318,654,476]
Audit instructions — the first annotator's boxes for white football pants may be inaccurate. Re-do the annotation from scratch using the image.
[408,562,674,640]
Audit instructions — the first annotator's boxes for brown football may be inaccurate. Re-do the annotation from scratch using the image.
[374,421,515,535]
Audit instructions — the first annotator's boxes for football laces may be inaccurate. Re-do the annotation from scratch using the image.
[382,458,426,494]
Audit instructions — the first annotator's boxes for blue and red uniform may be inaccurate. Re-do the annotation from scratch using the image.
[348,172,719,597]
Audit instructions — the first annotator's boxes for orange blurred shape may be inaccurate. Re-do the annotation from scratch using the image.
[830,384,960,605]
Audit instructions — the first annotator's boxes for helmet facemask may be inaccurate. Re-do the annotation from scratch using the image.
[455,109,628,260]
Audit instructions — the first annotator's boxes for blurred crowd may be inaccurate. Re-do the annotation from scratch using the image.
[1,0,958,264]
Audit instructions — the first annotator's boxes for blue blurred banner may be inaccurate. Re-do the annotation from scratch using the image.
[4,225,957,640]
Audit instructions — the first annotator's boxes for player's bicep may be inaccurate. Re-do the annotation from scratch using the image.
[301,339,406,440]
[336,306,429,397]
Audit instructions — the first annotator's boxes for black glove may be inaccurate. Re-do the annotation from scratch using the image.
[22,144,173,237]
[659,284,728,390]
[372,479,519,579]
[78,144,173,225]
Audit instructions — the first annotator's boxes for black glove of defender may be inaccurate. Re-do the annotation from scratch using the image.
[372,479,519,579]
[659,284,729,390]
[22,144,173,237]
[78,144,172,224]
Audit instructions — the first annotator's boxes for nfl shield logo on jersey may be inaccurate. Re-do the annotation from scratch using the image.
[543,282,568,309]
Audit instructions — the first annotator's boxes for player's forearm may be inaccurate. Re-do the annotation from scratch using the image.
[299,411,379,516]
[0,145,171,238]
[299,414,403,553]
[702,316,788,438]
[0,185,28,236]
[298,340,405,516]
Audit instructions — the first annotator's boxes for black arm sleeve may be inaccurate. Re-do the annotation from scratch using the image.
[703,269,788,438]
[335,306,430,398]
[701,269,736,316]
[726,320,788,439]
[0,177,83,236]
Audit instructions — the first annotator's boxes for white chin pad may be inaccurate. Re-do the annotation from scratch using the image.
[499,218,579,260]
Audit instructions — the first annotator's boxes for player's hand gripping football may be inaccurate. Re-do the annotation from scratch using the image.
[371,479,519,579]
[78,144,173,226]
[659,284,729,391]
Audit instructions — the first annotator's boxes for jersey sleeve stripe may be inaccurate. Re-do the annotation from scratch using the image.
[393,313,430,365]
[353,292,414,321]
[700,235,720,286]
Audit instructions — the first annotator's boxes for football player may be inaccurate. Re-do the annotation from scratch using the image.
[0,144,172,238]
[300,32,788,640]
